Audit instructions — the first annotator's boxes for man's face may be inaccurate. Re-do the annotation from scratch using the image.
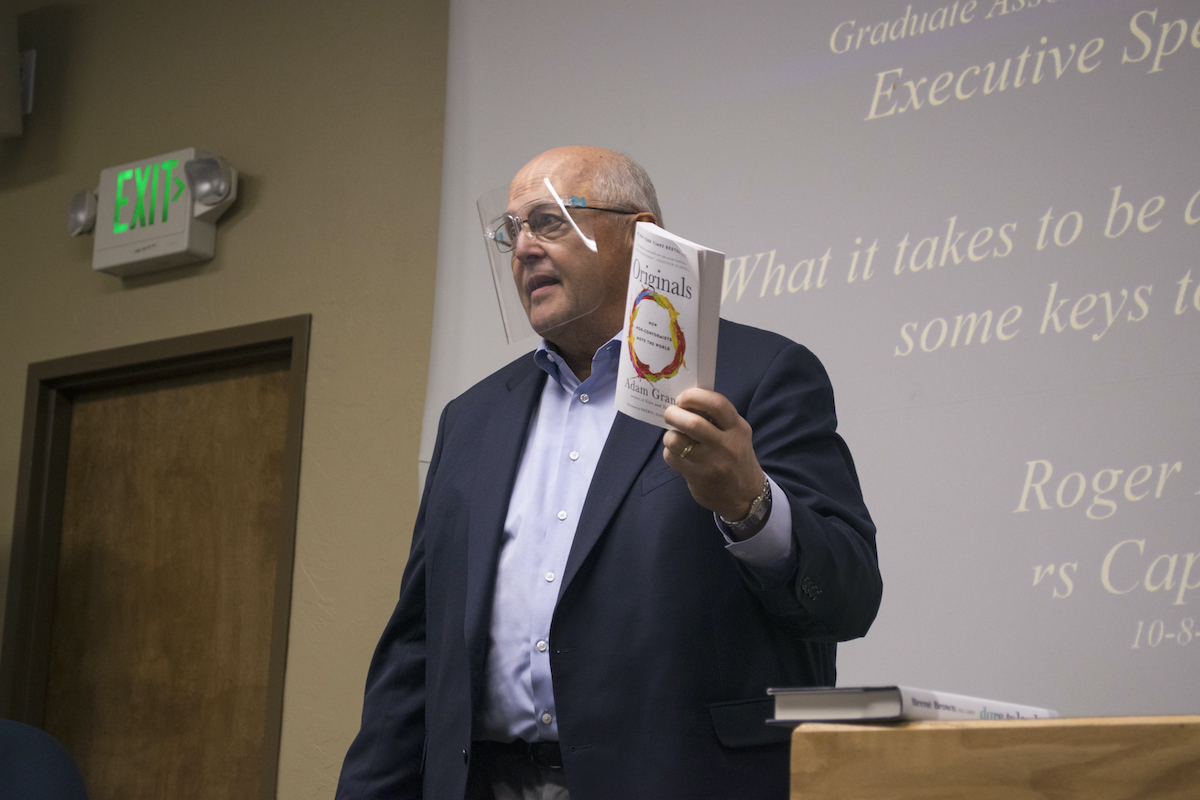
[506,155,633,347]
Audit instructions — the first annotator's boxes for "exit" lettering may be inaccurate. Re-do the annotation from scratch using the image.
[113,159,183,234]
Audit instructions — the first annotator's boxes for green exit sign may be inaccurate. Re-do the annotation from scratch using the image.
[93,147,237,277]
[110,157,185,234]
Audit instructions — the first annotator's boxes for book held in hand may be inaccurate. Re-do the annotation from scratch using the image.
[615,222,724,429]
[766,685,1059,724]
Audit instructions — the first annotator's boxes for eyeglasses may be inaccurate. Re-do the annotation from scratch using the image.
[485,199,637,253]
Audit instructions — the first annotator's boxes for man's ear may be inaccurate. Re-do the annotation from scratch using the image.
[620,212,657,248]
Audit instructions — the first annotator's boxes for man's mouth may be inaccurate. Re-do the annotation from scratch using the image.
[526,274,560,299]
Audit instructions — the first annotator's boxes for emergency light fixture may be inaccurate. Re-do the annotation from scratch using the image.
[69,148,238,277]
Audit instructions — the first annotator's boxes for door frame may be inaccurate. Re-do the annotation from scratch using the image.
[0,314,310,800]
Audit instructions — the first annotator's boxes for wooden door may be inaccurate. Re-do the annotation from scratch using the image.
[1,317,309,800]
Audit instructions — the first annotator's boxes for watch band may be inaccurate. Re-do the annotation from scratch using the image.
[720,474,772,537]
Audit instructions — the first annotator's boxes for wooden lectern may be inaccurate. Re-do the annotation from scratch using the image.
[790,716,1200,799]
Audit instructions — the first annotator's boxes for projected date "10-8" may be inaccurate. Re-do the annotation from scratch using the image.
[1131,618,1194,648]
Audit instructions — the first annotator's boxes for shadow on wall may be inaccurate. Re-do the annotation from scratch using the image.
[0,5,87,192]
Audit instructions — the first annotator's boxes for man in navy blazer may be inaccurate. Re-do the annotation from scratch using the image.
[336,147,882,800]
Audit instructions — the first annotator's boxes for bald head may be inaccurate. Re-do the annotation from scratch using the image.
[509,146,662,226]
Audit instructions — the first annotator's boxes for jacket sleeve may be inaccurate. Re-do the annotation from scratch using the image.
[335,407,448,800]
[733,340,883,642]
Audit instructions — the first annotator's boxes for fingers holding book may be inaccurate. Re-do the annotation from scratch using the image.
[662,387,765,528]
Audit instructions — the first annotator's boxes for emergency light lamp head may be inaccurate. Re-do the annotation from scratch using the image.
[67,189,97,237]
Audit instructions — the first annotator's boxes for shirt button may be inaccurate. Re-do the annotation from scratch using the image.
[545,572,555,582]
[557,510,567,520]
[569,451,579,461]
[541,713,553,724]
[579,393,589,403]
[537,640,548,652]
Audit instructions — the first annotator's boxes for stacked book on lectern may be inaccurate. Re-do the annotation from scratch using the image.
[767,686,1059,724]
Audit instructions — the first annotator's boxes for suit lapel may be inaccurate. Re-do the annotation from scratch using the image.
[559,411,663,598]
[464,359,546,669]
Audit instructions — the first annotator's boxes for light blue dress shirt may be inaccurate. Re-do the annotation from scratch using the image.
[477,336,794,743]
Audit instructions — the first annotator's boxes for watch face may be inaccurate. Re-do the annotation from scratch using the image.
[726,476,771,531]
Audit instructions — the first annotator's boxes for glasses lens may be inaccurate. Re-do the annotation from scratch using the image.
[487,205,574,251]
[526,205,571,240]
[487,214,520,252]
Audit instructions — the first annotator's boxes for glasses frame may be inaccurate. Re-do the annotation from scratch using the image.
[486,199,639,253]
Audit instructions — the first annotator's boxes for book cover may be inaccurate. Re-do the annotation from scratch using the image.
[766,685,1059,724]
[615,222,724,428]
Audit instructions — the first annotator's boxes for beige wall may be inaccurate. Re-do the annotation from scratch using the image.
[0,0,448,796]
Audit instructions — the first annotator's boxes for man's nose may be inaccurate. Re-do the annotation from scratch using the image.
[512,224,544,260]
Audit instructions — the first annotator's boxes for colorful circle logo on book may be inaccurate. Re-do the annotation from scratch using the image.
[627,287,686,382]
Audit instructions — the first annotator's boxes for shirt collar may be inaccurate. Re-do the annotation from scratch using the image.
[534,333,623,390]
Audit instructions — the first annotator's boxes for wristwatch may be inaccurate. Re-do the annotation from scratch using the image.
[720,474,772,537]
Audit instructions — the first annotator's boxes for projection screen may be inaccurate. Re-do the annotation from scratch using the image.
[421,0,1200,717]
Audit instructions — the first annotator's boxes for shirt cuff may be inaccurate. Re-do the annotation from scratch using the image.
[717,475,793,567]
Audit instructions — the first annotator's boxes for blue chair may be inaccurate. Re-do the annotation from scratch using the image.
[0,720,89,799]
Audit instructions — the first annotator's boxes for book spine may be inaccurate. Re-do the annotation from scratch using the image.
[695,248,723,391]
[898,688,1058,721]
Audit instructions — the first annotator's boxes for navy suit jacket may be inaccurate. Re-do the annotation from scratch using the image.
[336,320,882,800]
